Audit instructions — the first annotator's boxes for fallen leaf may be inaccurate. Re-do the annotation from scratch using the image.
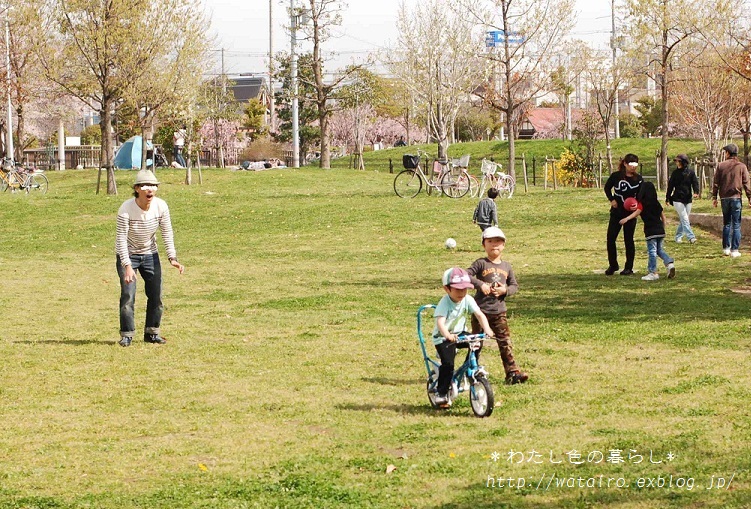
[386,464,397,474]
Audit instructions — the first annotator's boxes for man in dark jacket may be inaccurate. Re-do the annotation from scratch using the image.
[666,154,700,243]
[712,144,751,257]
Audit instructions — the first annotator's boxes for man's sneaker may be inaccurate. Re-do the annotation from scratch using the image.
[675,238,683,243]
[505,371,529,385]
[723,248,731,256]
[119,336,132,347]
[731,250,742,258]
[689,238,697,244]
[604,267,618,276]
[144,333,167,344]
[620,269,634,276]
[641,273,659,281]
[667,263,675,279]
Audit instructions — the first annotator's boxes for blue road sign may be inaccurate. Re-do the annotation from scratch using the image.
[485,30,525,47]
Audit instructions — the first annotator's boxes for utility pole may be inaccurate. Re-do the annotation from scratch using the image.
[290,0,299,168]
[269,0,275,133]
[611,0,620,139]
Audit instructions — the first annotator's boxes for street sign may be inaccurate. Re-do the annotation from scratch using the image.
[485,30,525,47]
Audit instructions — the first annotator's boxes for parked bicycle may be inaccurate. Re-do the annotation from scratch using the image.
[479,159,515,199]
[0,159,49,194]
[393,149,470,198]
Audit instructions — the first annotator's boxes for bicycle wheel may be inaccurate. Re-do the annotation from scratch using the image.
[468,174,480,198]
[470,376,494,417]
[26,174,48,194]
[394,170,422,198]
[496,175,515,199]
[440,170,470,198]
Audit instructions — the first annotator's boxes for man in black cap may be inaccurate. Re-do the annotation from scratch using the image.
[712,144,751,257]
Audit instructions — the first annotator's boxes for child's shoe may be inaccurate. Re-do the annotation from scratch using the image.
[434,393,449,406]
[505,371,529,385]
[731,250,742,258]
[723,248,731,256]
[667,263,675,279]
[641,273,659,281]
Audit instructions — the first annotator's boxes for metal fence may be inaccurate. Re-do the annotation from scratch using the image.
[22,145,241,169]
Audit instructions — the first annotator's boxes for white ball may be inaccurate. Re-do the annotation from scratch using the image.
[445,238,457,249]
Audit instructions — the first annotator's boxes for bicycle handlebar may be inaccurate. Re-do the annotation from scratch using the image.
[435,333,490,343]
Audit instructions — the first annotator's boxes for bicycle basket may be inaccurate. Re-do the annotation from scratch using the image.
[452,154,470,168]
[402,154,420,169]
[481,159,498,175]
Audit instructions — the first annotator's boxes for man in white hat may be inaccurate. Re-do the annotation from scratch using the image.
[115,169,184,347]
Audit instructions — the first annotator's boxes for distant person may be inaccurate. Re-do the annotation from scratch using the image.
[666,154,700,243]
[712,143,751,257]
[173,126,187,168]
[604,154,643,275]
[472,188,499,232]
[115,169,184,347]
[620,181,675,281]
[394,136,407,147]
[432,267,495,407]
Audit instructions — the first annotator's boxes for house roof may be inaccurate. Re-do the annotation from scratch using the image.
[526,108,565,132]
[229,77,266,103]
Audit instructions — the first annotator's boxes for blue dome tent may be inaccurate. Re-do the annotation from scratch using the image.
[114,136,154,169]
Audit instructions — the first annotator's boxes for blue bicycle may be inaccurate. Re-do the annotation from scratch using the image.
[417,304,495,417]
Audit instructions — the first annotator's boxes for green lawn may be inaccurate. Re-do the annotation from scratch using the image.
[0,159,749,508]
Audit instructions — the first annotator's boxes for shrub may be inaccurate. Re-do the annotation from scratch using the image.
[240,136,285,161]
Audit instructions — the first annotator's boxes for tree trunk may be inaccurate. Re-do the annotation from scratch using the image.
[15,103,24,162]
[100,100,117,195]
[659,31,670,188]
[319,107,331,168]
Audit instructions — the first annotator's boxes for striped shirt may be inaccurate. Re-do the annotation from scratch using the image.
[115,197,177,266]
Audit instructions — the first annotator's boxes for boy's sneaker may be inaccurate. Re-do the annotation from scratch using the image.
[667,263,675,279]
[723,248,731,256]
[119,336,132,347]
[641,273,659,281]
[144,333,167,344]
[675,238,683,243]
[689,238,697,244]
[505,371,529,385]
[731,250,742,258]
[434,393,450,408]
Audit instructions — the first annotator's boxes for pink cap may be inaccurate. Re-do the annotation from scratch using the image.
[442,267,474,289]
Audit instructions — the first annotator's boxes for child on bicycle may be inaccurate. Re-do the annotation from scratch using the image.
[473,188,499,232]
[467,227,529,385]
[433,267,495,407]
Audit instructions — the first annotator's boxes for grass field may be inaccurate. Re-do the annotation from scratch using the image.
[1,157,750,508]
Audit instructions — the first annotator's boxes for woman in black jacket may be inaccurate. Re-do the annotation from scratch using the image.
[604,154,643,275]
[665,154,700,243]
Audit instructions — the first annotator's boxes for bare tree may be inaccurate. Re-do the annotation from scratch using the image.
[298,0,363,169]
[672,49,743,159]
[625,0,728,186]
[457,0,574,177]
[585,48,632,171]
[389,0,486,160]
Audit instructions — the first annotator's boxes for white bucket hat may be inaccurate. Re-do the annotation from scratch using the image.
[134,169,160,186]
